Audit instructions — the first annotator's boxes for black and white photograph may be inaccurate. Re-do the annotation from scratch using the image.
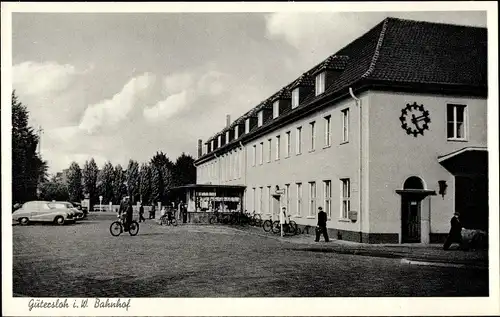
[2,2,499,316]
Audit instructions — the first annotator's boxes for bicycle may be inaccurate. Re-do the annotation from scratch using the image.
[262,215,273,232]
[251,212,263,227]
[271,216,298,235]
[110,215,139,236]
[160,215,178,226]
[209,211,228,224]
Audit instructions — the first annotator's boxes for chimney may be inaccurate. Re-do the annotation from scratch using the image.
[226,114,231,128]
[197,139,203,158]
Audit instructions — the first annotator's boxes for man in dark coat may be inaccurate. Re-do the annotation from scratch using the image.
[443,212,463,250]
[315,206,329,242]
[149,204,156,219]
[124,200,133,232]
[138,203,145,223]
[182,203,188,223]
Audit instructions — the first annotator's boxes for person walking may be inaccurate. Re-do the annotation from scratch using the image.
[443,212,463,250]
[315,206,329,242]
[138,202,146,223]
[150,204,156,219]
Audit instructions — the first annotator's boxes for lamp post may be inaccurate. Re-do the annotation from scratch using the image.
[99,195,103,212]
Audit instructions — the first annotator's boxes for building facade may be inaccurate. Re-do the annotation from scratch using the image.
[193,18,488,243]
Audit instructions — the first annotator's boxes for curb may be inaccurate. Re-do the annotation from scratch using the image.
[400,258,488,270]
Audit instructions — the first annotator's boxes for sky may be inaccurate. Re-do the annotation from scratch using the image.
[10,9,487,174]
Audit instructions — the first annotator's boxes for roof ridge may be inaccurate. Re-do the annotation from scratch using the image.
[385,16,486,29]
[361,18,390,79]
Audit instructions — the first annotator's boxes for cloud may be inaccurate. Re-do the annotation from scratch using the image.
[79,73,155,133]
[143,90,191,121]
[143,69,231,122]
[13,61,79,96]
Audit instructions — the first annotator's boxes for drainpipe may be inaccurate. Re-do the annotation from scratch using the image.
[239,141,246,213]
[349,87,363,243]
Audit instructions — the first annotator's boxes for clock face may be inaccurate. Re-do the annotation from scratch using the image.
[399,102,431,137]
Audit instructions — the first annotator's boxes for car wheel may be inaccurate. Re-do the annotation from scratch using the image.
[19,217,29,226]
[54,216,65,225]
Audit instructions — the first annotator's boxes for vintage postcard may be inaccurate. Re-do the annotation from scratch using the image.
[1,1,499,316]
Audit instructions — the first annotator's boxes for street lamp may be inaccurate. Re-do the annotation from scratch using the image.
[99,195,103,212]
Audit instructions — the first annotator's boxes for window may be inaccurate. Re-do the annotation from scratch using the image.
[267,139,272,162]
[309,182,316,216]
[324,180,332,218]
[342,108,349,143]
[447,104,466,139]
[310,121,316,151]
[273,101,279,119]
[296,126,302,155]
[252,145,256,166]
[292,88,300,108]
[324,115,331,147]
[296,183,302,216]
[259,187,264,214]
[285,184,290,214]
[226,131,230,143]
[259,142,264,165]
[252,188,256,213]
[234,126,239,139]
[341,179,350,219]
[218,135,222,146]
[315,72,326,96]
[245,119,250,134]
[285,131,291,157]
[258,111,263,127]
[275,135,281,160]
[267,186,272,215]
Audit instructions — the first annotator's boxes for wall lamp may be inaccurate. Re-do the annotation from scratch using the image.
[438,180,448,199]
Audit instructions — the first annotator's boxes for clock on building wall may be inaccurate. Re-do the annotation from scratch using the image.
[399,102,431,137]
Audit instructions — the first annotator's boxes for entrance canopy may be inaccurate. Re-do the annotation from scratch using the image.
[170,184,246,213]
[438,146,488,175]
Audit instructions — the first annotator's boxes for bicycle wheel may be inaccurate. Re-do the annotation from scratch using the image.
[171,218,178,226]
[110,221,123,236]
[262,220,272,232]
[128,221,140,236]
[249,217,256,226]
[255,218,263,228]
[288,221,298,235]
[271,220,281,234]
[209,216,217,224]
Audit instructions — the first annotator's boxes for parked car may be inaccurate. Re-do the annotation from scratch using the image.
[12,201,75,225]
[53,201,85,220]
[71,202,88,218]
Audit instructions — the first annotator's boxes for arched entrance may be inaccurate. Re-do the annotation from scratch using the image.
[401,177,425,243]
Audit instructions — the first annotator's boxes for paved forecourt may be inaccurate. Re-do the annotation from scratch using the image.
[12,213,488,297]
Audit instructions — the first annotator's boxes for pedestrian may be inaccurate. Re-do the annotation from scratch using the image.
[124,199,133,232]
[281,206,288,224]
[315,206,329,242]
[443,212,463,250]
[138,202,145,223]
[182,203,188,223]
[150,204,156,219]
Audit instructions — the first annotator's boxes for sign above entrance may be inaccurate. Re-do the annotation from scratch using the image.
[275,189,285,195]
[197,192,216,197]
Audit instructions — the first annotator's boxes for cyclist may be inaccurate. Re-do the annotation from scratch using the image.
[124,199,133,232]
[167,208,173,224]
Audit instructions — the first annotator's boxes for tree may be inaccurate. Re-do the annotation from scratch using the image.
[82,158,98,210]
[11,90,48,203]
[173,152,196,187]
[39,175,69,201]
[113,164,127,203]
[67,162,83,202]
[150,164,162,205]
[139,163,152,204]
[126,159,140,203]
[150,151,174,203]
[98,161,115,204]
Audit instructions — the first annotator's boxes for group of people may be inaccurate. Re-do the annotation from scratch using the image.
[118,198,190,227]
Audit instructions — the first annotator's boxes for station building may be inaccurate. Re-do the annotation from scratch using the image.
[192,17,488,243]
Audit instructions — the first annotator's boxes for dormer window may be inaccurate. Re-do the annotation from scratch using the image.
[212,139,216,150]
[226,130,230,142]
[292,88,299,108]
[218,135,222,146]
[258,111,263,127]
[273,101,279,119]
[235,125,239,139]
[245,119,250,133]
[315,72,326,96]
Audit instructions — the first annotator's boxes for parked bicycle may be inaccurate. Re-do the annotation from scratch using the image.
[271,216,298,235]
[250,212,263,227]
[209,211,229,224]
[110,214,139,236]
[262,215,273,232]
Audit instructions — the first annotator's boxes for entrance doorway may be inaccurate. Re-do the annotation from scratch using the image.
[401,176,425,243]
